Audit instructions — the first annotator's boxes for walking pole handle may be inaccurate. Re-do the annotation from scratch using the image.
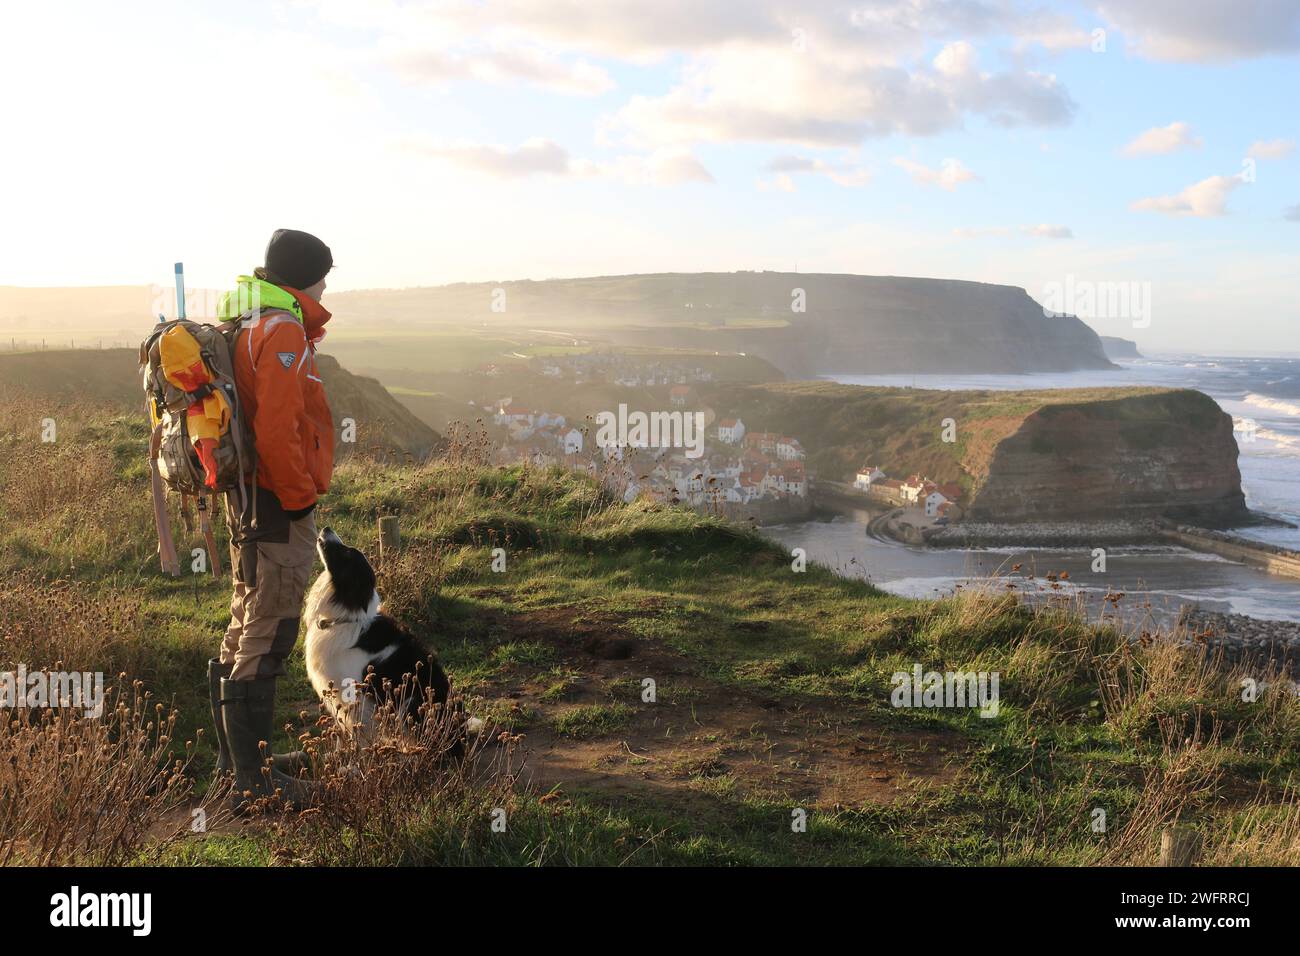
[174,262,187,321]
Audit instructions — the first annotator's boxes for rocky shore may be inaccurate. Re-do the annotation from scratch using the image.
[1177,607,1300,675]
[925,519,1164,548]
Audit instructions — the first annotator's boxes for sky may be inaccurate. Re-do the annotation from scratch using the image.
[0,0,1297,353]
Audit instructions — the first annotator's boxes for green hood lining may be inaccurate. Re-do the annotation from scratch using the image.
[216,276,303,323]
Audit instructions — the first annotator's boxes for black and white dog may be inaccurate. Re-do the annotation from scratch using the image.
[305,527,471,746]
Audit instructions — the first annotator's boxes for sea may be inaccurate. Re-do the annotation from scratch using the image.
[763,354,1300,625]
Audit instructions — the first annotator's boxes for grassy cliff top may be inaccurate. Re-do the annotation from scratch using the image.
[324,271,1050,325]
[0,394,1296,866]
[703,380,1223,490]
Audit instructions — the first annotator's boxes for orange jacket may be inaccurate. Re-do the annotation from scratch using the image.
[232,287,334,512]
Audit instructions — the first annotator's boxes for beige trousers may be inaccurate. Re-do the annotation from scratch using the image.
[220,511,317,680]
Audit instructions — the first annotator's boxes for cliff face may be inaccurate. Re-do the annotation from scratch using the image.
[965,391,1246,524]
[764,276,1115,377]
[1099,336,1143,359]
[314,354,441,459]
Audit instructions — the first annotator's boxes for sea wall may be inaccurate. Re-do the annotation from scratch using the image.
[718,495,814,526]
[1159,524,1300,581]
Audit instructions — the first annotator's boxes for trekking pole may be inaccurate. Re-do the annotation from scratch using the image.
[174,262,186,320]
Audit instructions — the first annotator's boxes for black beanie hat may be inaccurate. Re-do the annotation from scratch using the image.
[260,228,333,290]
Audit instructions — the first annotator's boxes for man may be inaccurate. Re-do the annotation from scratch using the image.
[209,229,335,807]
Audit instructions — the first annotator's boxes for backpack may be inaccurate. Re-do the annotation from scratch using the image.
[139,319,255,577]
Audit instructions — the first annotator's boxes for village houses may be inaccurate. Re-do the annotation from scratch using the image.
[856,462,962,519]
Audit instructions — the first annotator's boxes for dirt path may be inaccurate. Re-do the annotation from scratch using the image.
[478,607,960,811]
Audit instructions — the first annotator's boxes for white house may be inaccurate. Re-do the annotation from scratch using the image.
[900,474,928,504]
[776,437,805,461]
[924,491,949,518]
[561,427,583,455]
[717,418,746,444]
[763,466,806,497]
[854,466,884,490]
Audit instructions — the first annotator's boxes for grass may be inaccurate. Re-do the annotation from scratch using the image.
[552,703,635,738]
[2,394,1300,866]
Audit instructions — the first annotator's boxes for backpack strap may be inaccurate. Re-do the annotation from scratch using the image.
[217,318,256,524]
[196,493,223,578]
[148,420,182,577]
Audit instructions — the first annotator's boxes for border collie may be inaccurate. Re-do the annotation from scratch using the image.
[305,527,470,747]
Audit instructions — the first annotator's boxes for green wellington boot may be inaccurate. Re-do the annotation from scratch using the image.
[219,675,322,811]
[208,659,308,775]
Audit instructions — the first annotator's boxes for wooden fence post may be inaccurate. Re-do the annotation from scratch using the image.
[378,515,400,563]
[1159,826,1202,866]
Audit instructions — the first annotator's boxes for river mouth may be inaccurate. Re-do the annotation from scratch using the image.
[762,504,1300,628]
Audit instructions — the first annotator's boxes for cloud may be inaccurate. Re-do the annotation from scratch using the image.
[933,39,980,77]
[1122,121,1202,156]
[930,41,1076,129]
[763,155,872,188]
[951,224,1073,239]
[601,34,1074,149]
[464,0,1093,62]
[952,226,1011,238]
[644,149,716,185]
[1285,205,1300,222]
[1248,138,1296,160]
[1023,224,1074,239]
[384,46,613,96]
[893,157,978,190]
[1088,0,1300,62]
[404,137,712,185]
[577,148,716,185]
[756,173,797,193]
[1131,173,1245,217]
[383,41,614,96]
[314,1,1080,148]
[411,137,573,177]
